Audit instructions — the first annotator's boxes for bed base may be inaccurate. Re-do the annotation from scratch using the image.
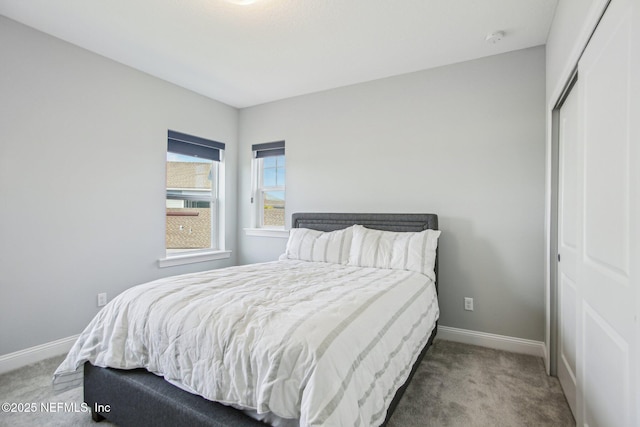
[84,212,439,426]
[84,362,266,426]
[84,326,436,427]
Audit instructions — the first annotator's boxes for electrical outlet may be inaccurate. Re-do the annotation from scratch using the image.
[464,297,474,311]
[97,293,107,307]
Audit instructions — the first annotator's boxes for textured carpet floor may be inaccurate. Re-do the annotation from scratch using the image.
[0,340,574,426]
[387,340,574,427]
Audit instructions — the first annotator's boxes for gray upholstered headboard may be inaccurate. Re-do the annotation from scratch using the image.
[291,212,438,232]
[291,212,439,289]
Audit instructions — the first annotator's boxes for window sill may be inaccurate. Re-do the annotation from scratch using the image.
[158,250,231,268]
[244,228,289,239]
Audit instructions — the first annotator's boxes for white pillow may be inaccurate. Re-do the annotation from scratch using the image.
[347,225,441,280]
[283,226,354,264]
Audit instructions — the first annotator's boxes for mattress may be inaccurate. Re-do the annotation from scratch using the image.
[54,259,439,427]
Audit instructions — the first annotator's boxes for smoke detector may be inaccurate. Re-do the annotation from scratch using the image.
[485,31,505,44]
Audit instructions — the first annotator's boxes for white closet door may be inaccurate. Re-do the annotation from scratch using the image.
[570,0,639,425]
[557,83,579,418]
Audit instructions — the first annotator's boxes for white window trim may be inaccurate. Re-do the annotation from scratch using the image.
[244,228,290,238]
[158,249,231,268]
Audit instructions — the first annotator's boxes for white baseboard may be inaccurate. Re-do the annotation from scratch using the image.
[437,325,547,359]
[0,327,547,375]
[0,335,79,375]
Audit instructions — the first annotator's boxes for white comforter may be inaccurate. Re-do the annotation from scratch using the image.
[54,260,439,427]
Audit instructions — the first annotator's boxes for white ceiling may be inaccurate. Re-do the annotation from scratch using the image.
[0,0,558,108]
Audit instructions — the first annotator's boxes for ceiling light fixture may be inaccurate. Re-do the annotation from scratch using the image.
[225,0,258,5]
[485,31,505,44]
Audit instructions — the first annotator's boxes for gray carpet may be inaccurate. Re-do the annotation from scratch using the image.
[0,340,574,426]
[387,340,574,427]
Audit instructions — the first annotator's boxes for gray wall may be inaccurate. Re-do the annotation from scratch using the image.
[546,0,604,102]
[0,17,238,355]
[0,14,548,354]
[238,46,547,341]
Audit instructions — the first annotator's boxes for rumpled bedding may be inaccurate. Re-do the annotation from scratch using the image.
[53,260,438,427]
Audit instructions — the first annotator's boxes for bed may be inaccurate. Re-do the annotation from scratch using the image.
[54,212,440,426]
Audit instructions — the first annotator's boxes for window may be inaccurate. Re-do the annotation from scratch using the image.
[252,141,285,228]
[166,130,224,254]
